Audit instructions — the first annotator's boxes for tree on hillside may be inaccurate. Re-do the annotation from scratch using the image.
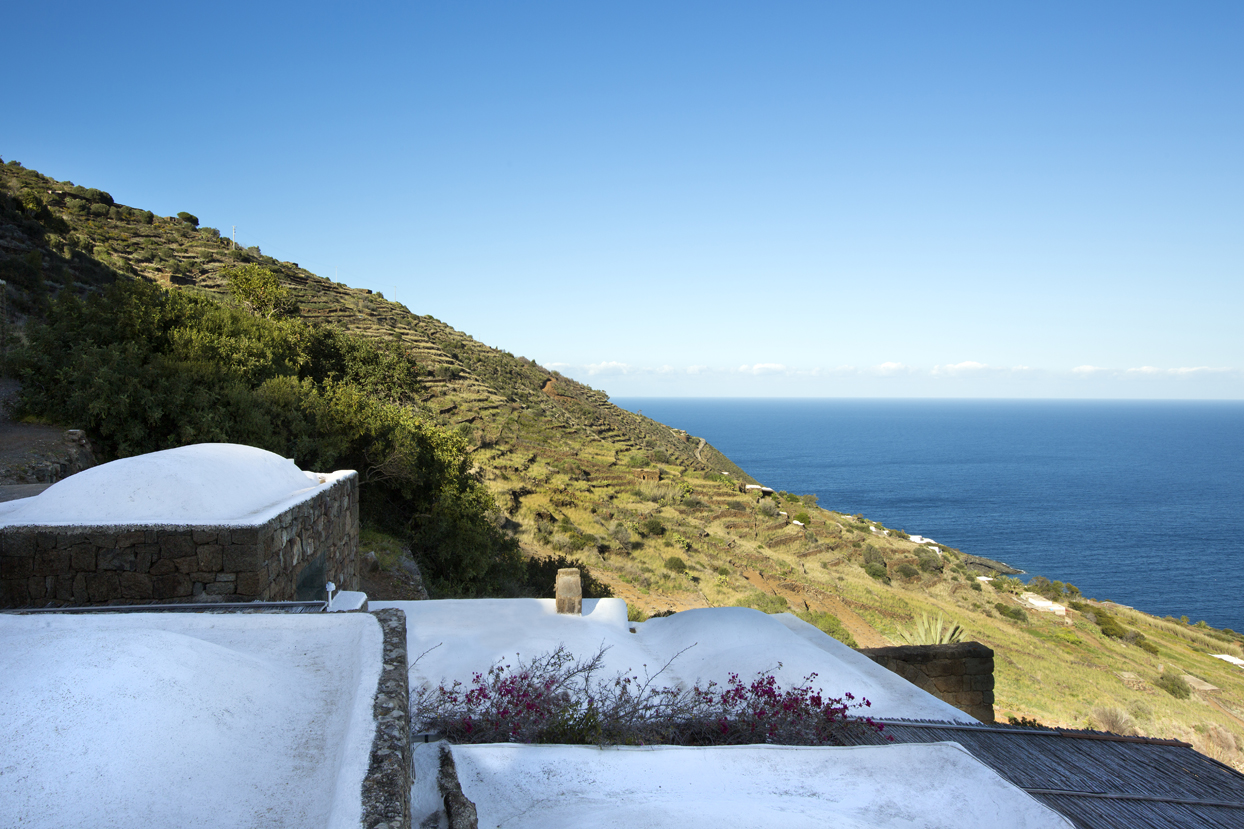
[223,264,294,319]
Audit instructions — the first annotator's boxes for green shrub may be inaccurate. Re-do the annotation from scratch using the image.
[863,561,890,583]
[1138,639,1160,655]
[663,556,687,573]
[793,511,811,524]
[640,517,666,537]
[895,563,919,579]
[733,590,790,615]
[796,610,858,648]
[1094,611,1128,639]
[995,603,1027,623]
[716,565,730,576]
[1155,671,1191,700]
[177,211,199,226]
[971,582,983,592]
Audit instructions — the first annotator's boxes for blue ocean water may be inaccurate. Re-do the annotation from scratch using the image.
[615,398,1244,633]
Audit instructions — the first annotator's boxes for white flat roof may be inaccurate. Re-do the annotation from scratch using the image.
[0,612,381,829]
[432,741,1072,829]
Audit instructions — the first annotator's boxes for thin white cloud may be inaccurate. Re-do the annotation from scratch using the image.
[933,361,990,376]
[1125,366,1233,377]
[686,365,707,375]
[1072,365,1108,375]
[870,362,912,376]
[737,363,787,375]
[585,361,631,376]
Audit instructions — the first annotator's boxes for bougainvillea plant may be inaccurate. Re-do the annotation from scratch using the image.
[412,645,888,746]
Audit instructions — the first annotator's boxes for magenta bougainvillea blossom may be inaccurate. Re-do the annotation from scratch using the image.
[413,645,888,746]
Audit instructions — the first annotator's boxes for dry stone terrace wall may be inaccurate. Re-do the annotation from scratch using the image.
[858,642,996,724]
[0,473,359,607]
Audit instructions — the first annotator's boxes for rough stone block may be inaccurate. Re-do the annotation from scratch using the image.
[192,530,218,544]
[933,675,964,694]
[152,573,193,599]
[28,576,46,600]
[36,532,57,550]
[56,533,89,549]
[236,570,266,596]
[73,573,87,603]
[67,544,96,571]
[119,572,154,599]
[86,572,121,601]
[204,582,233,596]
[1,556,33,580]
[87,534,116,549]
[223,545,259,572]
[116,531,145,548]
[34,550,72,577]
[2,534,36,557]
[149,559,177,576]
[159,534,196,559]
[970,674,995,692]
[97,549,137,572]
[172,556,199,574]
[56,575,74,602]
[197,545,223,571]
[215,572,236,582]
[964,657,994,675]
[230,527,260,546]
[3,580,30,605]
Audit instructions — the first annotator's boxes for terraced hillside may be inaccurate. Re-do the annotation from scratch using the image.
[5,158,1244,768]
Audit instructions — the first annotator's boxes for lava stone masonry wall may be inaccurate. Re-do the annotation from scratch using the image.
[361,608,411,829]
[858,642,995,723]
[0,472,359,607]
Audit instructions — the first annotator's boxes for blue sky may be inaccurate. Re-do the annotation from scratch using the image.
[6,2,1241,397]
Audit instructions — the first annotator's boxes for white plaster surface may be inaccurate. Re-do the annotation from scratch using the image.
[441,741,1073,829]
[373,599,972,723]
[0,612,382,829]
[0,443,351,528]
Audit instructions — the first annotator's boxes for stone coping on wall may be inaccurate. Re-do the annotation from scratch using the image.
[0,469,356,531]
[362,607,412,829]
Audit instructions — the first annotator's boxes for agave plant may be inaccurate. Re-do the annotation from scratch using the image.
[897,613,965,645]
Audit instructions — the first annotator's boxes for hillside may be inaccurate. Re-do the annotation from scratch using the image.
[3,157,1244,770]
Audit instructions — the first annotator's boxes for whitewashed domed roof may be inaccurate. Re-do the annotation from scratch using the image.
[0,443,343,527]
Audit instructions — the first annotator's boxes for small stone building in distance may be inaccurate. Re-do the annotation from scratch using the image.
[0,443,359,607]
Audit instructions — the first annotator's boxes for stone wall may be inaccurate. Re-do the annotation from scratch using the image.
[0,472,359,607]
[361,608,411,829]
[858,642,995,723]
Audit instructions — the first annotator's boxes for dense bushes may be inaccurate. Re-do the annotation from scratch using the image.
[861,544,890,584]
[15,279,521,595]
[1155,671,1191,700]
[995,603,1027,623]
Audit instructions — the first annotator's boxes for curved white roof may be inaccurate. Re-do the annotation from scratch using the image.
[0,443,349,528]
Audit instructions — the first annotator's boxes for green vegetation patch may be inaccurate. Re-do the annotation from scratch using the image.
[733,590,790,615]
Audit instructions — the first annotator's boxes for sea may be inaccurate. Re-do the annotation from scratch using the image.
[614,398,1244,633]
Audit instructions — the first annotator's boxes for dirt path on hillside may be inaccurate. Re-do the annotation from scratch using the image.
[0,380,97,486]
